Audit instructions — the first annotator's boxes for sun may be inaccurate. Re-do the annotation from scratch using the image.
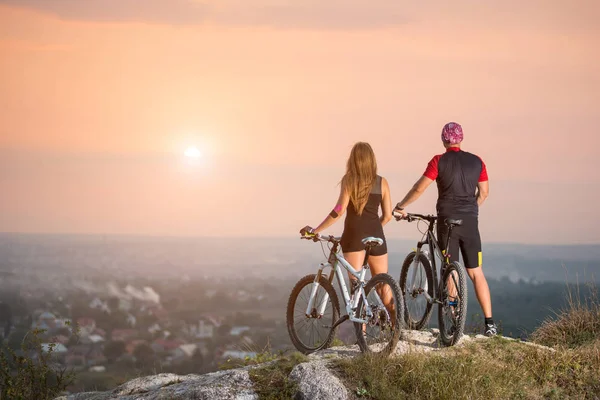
[184,146,202,159]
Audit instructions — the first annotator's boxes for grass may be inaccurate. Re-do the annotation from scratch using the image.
[216,341,308,400]
[334,337,599,399]
[333,281,600,400]
[248,352,308,400]
[530,281,600,348]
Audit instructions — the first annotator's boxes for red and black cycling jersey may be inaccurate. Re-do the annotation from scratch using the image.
[423,147,488,217]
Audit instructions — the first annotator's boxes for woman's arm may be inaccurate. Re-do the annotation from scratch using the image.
[380,177,393,226]
[313,183,350,234]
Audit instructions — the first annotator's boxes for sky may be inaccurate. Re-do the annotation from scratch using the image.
[0,0,599,244]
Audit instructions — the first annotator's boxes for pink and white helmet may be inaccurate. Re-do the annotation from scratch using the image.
[441,122,463,144]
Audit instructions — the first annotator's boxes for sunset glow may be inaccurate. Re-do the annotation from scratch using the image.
[184,147,202,159]
[0,1,599,243]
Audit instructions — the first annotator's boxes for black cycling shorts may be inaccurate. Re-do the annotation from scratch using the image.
[437,216,482,269]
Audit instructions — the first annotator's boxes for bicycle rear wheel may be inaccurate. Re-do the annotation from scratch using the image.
[438,262,468,346]
[286,274,340,354]
[354,273,403,356]
[399,251,434,330]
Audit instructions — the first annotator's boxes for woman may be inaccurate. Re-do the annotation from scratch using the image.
[301,141,393,279]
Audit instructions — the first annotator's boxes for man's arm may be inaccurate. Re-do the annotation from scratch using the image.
[477,180,489,206]
[394,176,434,216]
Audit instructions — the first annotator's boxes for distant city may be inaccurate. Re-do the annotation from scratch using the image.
[0,233,598,391]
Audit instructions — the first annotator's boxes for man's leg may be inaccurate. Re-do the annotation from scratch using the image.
[460,218,496,336]
[465,266,492,318]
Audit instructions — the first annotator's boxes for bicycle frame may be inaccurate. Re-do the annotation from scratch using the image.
[410,218,454,304]
[305,239,382,324]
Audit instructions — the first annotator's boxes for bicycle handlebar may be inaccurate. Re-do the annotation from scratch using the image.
[300,232,341,244]
[392,211,437,223]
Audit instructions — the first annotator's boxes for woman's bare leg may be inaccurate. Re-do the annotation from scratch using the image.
[368,253,395,326]
[343,251,366,291]
[344,251,366,336]
[368,253,388,276]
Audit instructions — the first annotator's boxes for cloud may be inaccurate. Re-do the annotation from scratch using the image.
[0,0,408,29]
[0,0,210,25]
[211,1,408,30]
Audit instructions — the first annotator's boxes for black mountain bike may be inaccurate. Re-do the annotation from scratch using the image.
[393,211,468,346]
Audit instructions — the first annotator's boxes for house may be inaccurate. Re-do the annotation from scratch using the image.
[125,339,148,355]
[54,318,72,329]
[221,349,257,360]
[50,334,70,345]
[197,319,214,339]
[230,326,251,336]
[111,329,139,342]
[33,312,57,331]
[170,344,198,363]
[65,344,91,367]
[41,343,68,354]
[205,315,223,328]
[92,328,106,338]
[89,298,111,314]
[126,313,137,327]
[148,323,162,335]
[119,298,132,312]
[146,305,168,321]
[151,338,186,354]
[77,318,97,338]
[235,290,251,302]
[85,334,105,345]
[183,318,215,339]
[86,347,107,366]
[41,343,68,363]
[89,366,106,373]
[38,311,56,322]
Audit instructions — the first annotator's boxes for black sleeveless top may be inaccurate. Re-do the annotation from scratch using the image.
[340,175,387,256]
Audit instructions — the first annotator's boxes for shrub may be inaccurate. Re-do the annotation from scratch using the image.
[1,326,78,400]
[530,281,600,348]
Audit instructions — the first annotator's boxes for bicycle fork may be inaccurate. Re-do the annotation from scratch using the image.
[305,266,331,318]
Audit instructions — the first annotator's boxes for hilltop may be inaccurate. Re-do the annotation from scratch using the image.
[54,327,600,400]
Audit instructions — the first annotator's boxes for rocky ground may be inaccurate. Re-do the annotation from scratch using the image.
[55,330,550,400]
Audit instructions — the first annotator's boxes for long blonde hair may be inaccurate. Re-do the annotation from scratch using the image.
[341,142,377,215]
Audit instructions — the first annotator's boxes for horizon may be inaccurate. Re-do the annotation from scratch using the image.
[2,230,600,248]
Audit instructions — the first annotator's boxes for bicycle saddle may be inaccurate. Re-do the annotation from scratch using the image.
[444,218,463,227]
[361,237,384,247]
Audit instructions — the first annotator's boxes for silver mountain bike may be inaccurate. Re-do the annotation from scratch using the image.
[286,232,404,356]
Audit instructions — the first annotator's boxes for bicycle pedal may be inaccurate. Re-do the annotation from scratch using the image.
[328,315,349,330]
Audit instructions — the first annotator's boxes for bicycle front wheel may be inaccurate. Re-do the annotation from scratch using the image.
[399,251,434,330]
[286,274,340,354]
[438,262,468,346]
[354,273,404,356]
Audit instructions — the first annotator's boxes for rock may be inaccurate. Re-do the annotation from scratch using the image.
[289,361,348,400]
[113,373,190,396]
[57,369,258,400]
[55,392,111,400]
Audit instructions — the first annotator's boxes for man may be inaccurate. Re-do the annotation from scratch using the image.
[394,122,497,336]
